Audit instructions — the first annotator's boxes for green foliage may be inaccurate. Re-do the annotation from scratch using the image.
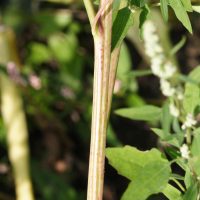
[115,105,161,121]
[183,83,199,113]
[111,7,134,51]
[182,183,198,200]
[139,4,152,41]
[105,146,167,180]
[169,0,192,33]
[162,184,182,200]
[121,162,170,200]
[160,0,168,23]
[191,131,200,177]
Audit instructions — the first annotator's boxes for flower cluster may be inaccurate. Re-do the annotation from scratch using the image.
[143,20,177,97]
[181,113,197,130]
[180,144,190,159]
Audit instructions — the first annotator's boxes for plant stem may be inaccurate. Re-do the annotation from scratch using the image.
[0,26,34,200]
[83,0,96,27]
[170,178,185,192]
[85,0,114,198]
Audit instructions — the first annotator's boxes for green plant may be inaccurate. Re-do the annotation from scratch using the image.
[83,0,200,199]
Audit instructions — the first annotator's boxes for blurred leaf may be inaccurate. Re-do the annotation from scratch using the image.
[40,0,74,5]
[162,184,182,200]
[172,117,184,134]
[168,36,186,57]
[111,7,134,51]
[126,93,146,107]
[28,43,52,64]
[177,74,197,84]
[121,162,170,200]
[105,146,168,180]
[107,124,123,147]
[169,0,192,33]
[183,83,199,113]
[152,128,180,148]
[161,101,172,137]
[35,12,72,37]
[139,4,152,41]
[191,131,200,177]
[160,0,168,22]
[117,42,132,89]
[182,183,198,200]
[127,70,152,77]
[48,33,78,63]
[115,105,161,121]
[130,0,147,8]
[161,134,183,148]
[192,5,200,13]
[188,65,200,83]
[184,167,194,189]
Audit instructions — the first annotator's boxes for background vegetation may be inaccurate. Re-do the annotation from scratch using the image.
[0,0,200,199]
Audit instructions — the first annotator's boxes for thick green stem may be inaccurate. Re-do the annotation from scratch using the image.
[0,26,34,200]
[86,0,114,198]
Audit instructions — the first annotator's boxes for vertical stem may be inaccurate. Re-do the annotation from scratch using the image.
[0,26,34,200]
[86,0,113,198]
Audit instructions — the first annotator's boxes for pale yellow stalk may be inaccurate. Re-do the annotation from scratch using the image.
[0,26,34,200]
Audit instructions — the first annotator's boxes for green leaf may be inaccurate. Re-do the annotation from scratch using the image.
[178,74,198,84]
[175,198,183,200]
[93,0,99,5]
[170,173,184,180]
[162,183,182,200]
[105,146,167,180]
[115,105,161,121]
[182,183,198,200]
[130,0,147,8]
[127,69,152,77]
[184,167,194,189]
[191,131,200,177]
[169,0,192,34]
[111,7,134,51]
[161,134,183,148]
[188,65,200,83]
[192,5,200,13]
[121,162,170,200]
[181,0,193,12]
[161,101,172,137]
[161,0,168,22]
[183,83,199,113]
[168,36,186,57]
[139,4,152,41]
[166,146,187,170]
[151,128,180,148]
[172,117,184,134]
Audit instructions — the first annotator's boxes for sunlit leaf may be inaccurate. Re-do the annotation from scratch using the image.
[162,183,182,200]
[105,146,168,180]
[121,162,170,200]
